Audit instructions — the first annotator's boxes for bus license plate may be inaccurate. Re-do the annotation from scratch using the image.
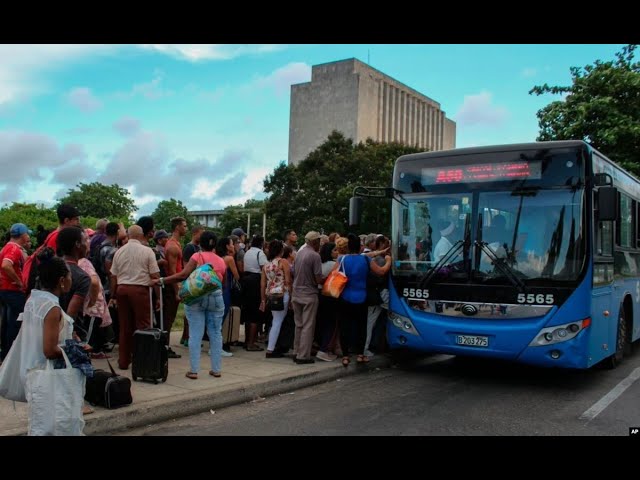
[456,335,489,347]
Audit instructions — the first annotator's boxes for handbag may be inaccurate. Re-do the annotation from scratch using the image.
[85,358,132,409]
[322,256,348,298]
[179,253,222,305]
[25,348,86,436]
[267,294,285,311]
[231,278,243,306]
[0,318,29,402]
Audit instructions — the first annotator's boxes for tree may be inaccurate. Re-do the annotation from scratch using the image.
[218,199,276,238]
[530,44,640,175]
[57,182,138,220]
[263,131,422,237]
[0,203,58,248]
[151,198,190,233]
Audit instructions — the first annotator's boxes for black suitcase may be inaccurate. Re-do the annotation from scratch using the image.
[85,358,133,409]
[132,286,168,384]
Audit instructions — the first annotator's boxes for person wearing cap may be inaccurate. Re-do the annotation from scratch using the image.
[290,231,324,364]
[43,204,81,255]
[434,220,458,262]
[0,223,32,360]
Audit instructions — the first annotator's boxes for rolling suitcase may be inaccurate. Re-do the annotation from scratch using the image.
[132,286,168,384]
[223,305,241,345]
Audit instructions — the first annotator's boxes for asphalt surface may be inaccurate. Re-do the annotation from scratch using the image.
[116,349,640,436]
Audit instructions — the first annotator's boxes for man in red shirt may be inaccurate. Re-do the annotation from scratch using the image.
[0,223,32,361]
[44,204,81,255]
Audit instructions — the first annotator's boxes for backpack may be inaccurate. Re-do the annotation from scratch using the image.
[91,242,110,285]
[22,230,56,296]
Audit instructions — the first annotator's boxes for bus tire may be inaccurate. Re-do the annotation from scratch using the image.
[604,305,628,370]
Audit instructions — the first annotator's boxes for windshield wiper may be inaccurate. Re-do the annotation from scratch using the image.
[474,240,526,292]
[420,214,470,289]
[419,240,463,289]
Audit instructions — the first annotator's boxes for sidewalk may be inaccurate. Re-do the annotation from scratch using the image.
[0,330,391,436]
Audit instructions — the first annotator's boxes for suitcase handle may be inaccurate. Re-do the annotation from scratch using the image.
[149,285,164,331]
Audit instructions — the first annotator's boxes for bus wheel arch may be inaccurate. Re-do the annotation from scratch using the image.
[603,298,632,369]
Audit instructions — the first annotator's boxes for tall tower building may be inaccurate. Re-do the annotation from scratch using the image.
[289,58,456,165]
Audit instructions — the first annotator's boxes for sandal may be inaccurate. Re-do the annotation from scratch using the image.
[185,372,198,379]
[356,355,370,364]
[209,370,221,377]
[342,356,350,367]
[82,405,95,415]
[245,345,264,352]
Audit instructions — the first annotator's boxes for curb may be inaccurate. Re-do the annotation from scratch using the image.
[7,354,392,436]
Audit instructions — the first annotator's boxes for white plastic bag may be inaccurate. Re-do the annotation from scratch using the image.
[0,323,28,402]
[25,348,86,436]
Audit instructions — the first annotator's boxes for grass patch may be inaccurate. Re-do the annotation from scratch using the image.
[172,303,185,331]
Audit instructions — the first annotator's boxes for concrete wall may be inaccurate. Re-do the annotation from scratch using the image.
[289,58,457,164]
[443,118,457,150]
[289,61,359,164]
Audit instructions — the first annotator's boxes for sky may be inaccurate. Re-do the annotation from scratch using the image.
[0,44,626,217]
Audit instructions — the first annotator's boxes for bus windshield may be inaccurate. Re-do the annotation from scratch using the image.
[392,188,586,285]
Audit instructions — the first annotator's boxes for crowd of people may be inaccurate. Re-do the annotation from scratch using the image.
[0,204,394,432]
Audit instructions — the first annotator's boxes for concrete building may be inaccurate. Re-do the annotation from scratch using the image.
[187,210,224,229]
[289,58,456,165]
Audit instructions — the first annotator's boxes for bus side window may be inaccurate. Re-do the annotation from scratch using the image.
[597,221,613,256]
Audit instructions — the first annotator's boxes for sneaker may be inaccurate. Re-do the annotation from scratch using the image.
[315,351,337,362]
[221,350,233,357]
[363,349,375,357]
[167,348,182,359]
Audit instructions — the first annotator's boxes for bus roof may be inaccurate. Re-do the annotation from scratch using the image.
[396,140,589,163]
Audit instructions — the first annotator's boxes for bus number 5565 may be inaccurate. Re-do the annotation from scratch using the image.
[517,293,554,305]
[403,288,429,299]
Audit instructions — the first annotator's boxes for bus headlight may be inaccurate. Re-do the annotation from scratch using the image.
[529,318,591,346]
[388,312,419,336]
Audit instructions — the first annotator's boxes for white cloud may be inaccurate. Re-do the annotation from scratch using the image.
[0,131,95,206]
[0,44,285,107]
[521,67,537,78]
[138,44,285,62]
[66,87,102,112]
[0,45,116,106]
[113,116,141,137]
[454,91,509,127]
[252,62,312,97]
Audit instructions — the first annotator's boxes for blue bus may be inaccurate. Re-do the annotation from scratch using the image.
[363,140,639,369]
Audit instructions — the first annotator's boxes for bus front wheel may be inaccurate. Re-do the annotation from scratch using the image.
[604,305,629,370]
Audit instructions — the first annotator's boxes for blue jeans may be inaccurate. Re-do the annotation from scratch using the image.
[0,290,26,361]
[184,290,225,374]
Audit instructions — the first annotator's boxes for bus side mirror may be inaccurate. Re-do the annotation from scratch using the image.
[597,186,618,221]
[349,197,363,227]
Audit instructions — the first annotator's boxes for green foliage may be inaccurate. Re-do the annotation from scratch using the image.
[263,131,422,237]
[57,182,138,220]
[151,198,190,233]
[530,44,640,175]
[0,203,57,248]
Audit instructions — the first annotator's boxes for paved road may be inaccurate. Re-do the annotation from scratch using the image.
[117,350,640,436]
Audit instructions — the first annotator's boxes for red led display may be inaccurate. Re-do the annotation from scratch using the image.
[423,162,541,184]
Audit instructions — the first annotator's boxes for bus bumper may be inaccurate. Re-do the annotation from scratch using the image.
[387,317,591,369]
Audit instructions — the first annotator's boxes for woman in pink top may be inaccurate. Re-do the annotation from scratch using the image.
[155,231,227,379]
